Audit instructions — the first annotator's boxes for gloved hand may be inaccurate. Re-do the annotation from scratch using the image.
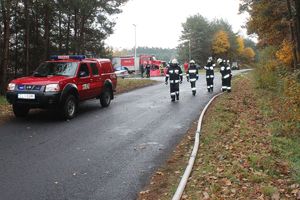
[165,81,168,85]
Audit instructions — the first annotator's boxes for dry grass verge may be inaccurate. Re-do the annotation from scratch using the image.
[138,72,299,200]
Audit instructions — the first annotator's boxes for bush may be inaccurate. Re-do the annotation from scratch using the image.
[255,47,300,138]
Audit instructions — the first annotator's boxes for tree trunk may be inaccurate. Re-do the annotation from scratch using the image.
[66,14,70,54]
[0,0,11,94]
[43,3,50,60]
[79,15,85,54]
[294,0,300,68]
[24,0,30,75]
[74,8,78,54]
[287,0,298,69]
[58,9,62,54]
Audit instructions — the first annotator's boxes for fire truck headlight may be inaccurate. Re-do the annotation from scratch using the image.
[7,83,16,91]
[45,84,60,92]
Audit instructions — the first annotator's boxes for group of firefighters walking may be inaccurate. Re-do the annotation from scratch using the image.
[165,57,232,102]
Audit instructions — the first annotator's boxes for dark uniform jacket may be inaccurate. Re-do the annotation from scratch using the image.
[187,65,198,81]
[165,64,183,84]
[220,62,231,79]
[204,62,215,78]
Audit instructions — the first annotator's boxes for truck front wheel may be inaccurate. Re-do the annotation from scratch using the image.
[13,104,30,118]
[100,88,112,107]
[61,95,77,119]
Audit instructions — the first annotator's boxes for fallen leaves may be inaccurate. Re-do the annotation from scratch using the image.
[137,73,298,200]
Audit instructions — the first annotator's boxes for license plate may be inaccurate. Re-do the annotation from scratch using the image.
[17,94,35,99]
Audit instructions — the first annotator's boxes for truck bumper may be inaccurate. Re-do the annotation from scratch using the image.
[6,91,62,109]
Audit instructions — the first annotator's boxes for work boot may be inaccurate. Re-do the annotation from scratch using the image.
[211,87,213,92]
[176,94,179,100]
[208,88,210,92]
[171,96,175,102]
[192,91,196,96]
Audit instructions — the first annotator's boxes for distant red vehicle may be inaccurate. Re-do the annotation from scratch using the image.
[112,55,167,76]
[6,55,117,119]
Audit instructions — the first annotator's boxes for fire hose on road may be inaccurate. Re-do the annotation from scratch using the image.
[172,92,224,200]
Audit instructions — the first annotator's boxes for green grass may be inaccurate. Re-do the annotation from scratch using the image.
[0,96,8,105]
[116,78,157,94]
[273,136,300,183]
[261,185,277,197]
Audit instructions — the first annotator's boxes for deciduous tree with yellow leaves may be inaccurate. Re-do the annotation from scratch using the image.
[212,30,230,57]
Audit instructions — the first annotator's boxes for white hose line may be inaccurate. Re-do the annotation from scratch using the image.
[172,92,224,200]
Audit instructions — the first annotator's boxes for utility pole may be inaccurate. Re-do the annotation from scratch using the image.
[133,24,137,71]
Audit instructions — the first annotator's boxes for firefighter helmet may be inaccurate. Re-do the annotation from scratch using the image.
[189,60,195,64]
[171,59,178,64]
[207,57,213,62]
[217,58,223,64]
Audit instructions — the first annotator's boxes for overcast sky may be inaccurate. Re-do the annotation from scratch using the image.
[105,0,249,49]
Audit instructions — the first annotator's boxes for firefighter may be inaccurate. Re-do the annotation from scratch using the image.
[204,57,215,92]
[165,59,183,102]
[186,60,198,96]
[140,62,146,78]
[219,58,232,92]
[145,64,151,78]
[225,60,232,92]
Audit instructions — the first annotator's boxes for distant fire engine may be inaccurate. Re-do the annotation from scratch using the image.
[112,55,167,76]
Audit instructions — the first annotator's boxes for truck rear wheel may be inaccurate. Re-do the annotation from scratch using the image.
[61,95,77,119]
[13,104,29,118]
[100,88,111,107]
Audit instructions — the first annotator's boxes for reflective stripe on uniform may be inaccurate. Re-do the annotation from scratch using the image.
[206,76,210,78]
[190,78,196,82]
[170,92,176,96]
[186,74,189,77]
[176,91,179,94]
[226,67,231,70]
[210,85,213,88]
[166,74,169,77]
[222,86,227,89]
[224,74,230,79]
[175,70,179,73]
[192,87,196,91]
[189,69,196,73]
[169,70,174,74]
[210,75,214,78]
[227,87,231,90]
[213,64,216,67]
[220,67,225,71]
[210,67,213,70]
[207,86,210,89]
[174,80,179,83]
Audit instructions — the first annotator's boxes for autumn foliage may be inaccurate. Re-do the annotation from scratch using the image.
[276,40,293,67]
[212,30,230,57]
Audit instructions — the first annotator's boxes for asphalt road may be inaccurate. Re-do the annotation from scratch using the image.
[0,71,246,200]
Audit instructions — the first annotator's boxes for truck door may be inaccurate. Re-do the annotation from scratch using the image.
[89,62,103,97]
[77,63,92,100]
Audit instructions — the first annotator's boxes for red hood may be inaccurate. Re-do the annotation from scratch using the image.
[11,76,72,85]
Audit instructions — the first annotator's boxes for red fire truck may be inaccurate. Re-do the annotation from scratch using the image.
[112,55,167,76]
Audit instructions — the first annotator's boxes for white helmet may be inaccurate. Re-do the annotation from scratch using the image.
[189,60,195,64]
[227,60,230,63]
[208,57,213,62]
[171,59,178,64]
[217,58,223,64]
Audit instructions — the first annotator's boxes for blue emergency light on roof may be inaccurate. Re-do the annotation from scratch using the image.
[50,55,86,60]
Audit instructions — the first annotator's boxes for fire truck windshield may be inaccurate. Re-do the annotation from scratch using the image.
[33,62,78,77]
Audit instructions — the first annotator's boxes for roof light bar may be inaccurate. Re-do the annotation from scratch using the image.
[50,55,86,60]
